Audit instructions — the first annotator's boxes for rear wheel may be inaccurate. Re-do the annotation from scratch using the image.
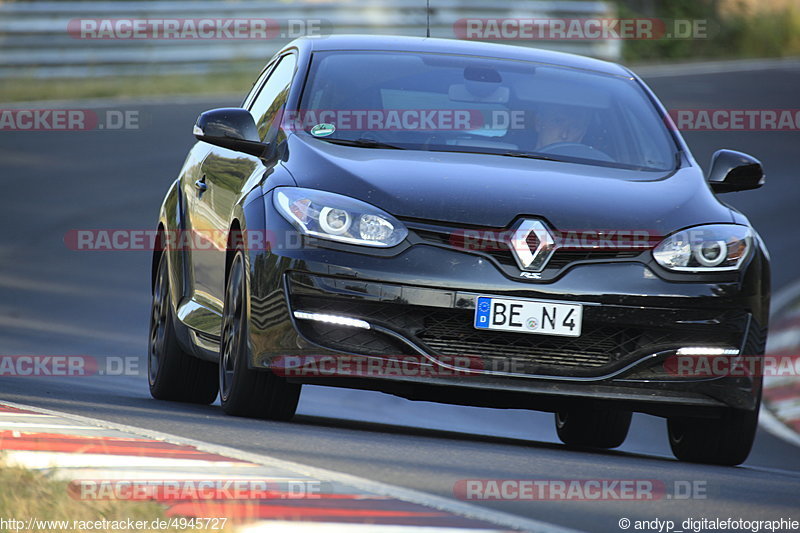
[148,252,218,404]
[555,407,632,449]
[667,405,759,466]
[219,249,301,420]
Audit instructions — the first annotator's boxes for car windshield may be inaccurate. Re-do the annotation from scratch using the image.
[295,51,677,171]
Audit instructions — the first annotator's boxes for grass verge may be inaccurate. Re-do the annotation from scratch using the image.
[0,72,256,104]
[0,458,233,532]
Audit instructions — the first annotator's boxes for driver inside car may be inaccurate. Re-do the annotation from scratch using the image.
[534,104,592,151]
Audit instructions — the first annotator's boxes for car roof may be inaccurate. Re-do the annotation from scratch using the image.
[295,35,631,77]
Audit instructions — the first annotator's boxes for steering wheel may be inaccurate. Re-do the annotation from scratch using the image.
[537,142,613,162]
[538,142,590,152]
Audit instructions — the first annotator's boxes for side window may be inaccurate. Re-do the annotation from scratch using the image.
[241,62,276,109]
[248,54,297,141]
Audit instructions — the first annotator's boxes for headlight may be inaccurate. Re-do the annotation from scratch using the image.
[652,224,752,272]
[274,187,407,247]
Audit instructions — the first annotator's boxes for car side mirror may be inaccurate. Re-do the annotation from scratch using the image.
[707,149,765,193]
[193,108,270,158]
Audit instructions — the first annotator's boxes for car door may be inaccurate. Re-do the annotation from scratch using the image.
[188,53,299,323]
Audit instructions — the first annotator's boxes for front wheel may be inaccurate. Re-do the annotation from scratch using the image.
[555,407,632,449]
[219,249,301,420]
[667,406,759,466]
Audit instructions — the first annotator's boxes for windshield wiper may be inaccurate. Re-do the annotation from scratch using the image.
[318,137,406,150]
[497,151,564,163]
[428,148,565,162]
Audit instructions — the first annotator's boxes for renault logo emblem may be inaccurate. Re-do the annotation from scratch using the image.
[507,219,557,272]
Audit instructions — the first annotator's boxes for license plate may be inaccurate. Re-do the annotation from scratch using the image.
[474,296,583,337]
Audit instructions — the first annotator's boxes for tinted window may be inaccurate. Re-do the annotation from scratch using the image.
[298,51,677,171]
[242,63,276,109]
[249,54,297,141]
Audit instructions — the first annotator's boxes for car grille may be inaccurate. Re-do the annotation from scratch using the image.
[485,248,641,269]
[410,226,643,271]
[290,295,744,378]
[416,308,632,369]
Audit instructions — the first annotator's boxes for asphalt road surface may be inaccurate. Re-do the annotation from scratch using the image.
[1,63,799,531]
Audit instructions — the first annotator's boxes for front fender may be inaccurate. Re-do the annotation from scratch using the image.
[233,162,297,369]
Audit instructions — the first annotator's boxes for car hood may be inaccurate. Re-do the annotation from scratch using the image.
[282,135,733,233]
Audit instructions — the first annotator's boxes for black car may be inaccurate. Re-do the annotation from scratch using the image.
[148,35,769,466]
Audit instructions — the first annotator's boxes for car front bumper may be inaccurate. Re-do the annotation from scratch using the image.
[245,205,767,416]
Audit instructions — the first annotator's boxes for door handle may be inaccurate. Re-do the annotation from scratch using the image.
[194,175,207,192]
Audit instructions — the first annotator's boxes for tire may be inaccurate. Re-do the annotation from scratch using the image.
[555,407,632,449]
[668,406,759,466]
[219,248,301,420]
[668,322,765,466]
[148,252,218,404]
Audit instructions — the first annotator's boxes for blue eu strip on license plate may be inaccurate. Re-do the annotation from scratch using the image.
[474,296,583,337]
